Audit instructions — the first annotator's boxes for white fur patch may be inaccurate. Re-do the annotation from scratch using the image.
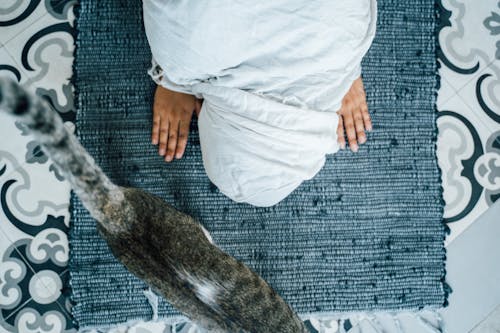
[176,269,225,312]
[193,280,220,307]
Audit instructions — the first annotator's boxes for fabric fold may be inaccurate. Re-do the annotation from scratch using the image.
[143,0,377,206]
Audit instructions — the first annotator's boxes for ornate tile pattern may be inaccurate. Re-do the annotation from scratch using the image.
[1,1,76,332]
[436,0,500,244]
[0,0,498,332]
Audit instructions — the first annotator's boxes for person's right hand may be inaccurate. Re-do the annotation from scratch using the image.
[152,85,202,162]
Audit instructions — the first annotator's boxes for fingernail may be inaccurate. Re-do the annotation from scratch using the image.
[351,144,358,152]
[176,153,182,159]
[341,142,346,149]
[159,149,165,156]
[165,155,172,162]
[359,136,366,144]
[152,139,158,145]
[367,125,373,131]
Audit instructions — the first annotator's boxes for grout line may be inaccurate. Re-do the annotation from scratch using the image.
[453,57,499,95]
[437,74,460,108]
[53,268,75,324]
[444,191,500,250]
[1,8,48,47]
[0,168,74,326]
[438,57,498,109]
[1,0,71,46]
[0,220,33,263]
[437,59,500,146]
[2,32,42,85]
[3,297,33,322]
[0,220,71,305]
[0,147,51,187]
[467,303,500,333]
[457,97,498,135]
[437,0,499,94]
[54,291,73,320]
[454,78,500,146]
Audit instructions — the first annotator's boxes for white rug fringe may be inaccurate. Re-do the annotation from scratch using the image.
[79,304,444,333]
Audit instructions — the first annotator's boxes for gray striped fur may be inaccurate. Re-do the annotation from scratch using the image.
[0,78,307,333]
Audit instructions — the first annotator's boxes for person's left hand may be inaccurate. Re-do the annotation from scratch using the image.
[336,77,372,152]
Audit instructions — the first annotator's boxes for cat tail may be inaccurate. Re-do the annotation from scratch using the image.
[0,78,125,228]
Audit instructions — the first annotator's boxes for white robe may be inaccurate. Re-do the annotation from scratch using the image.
[143,0,377,207]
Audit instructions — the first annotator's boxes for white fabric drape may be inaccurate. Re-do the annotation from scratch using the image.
[143,0,377,206]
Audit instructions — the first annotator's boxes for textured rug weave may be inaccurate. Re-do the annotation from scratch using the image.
[69,0,447,328]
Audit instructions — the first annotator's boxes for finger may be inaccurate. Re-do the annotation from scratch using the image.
[158,118,169,156]
[343,111,358,152]
[165,119,179,162]
[152,112,160,145]
[175,119,189,159]
[336,114,346,149]
[361,102,372,131]
[353,108,367,144]
[357,87,366,103]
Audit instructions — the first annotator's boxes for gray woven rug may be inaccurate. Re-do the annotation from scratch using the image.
[69,0,448,329]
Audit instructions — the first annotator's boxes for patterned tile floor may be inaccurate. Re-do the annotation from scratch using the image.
[0,0,498,332]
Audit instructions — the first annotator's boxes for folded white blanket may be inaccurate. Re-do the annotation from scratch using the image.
[143,0,377,206]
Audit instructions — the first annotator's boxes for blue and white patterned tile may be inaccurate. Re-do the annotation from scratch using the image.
[0,232,75,333]
[439,58,500,139]
[2,3,76,122]
[0,127,72,227]
[1,301,75,333]
[0,45,22,83]
[437,0,500,246]
[0,226,73,333]
[0,1,77,333]
[437,93,499,245]
[0,227,27,323]
[0,0,76,236]
[456,61,500,134]
[437,84,499,242]
[0,48,35,174]
[0,160,75,333]
[0,0,48,46]
[437,0,499,92]
[437,61,460,107]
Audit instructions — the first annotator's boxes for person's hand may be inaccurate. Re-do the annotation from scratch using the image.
[336,77,372,152]
[152,85,202,162]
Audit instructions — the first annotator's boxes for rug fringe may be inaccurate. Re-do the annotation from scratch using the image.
[77,308,444,333]
[143,288,159,321]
